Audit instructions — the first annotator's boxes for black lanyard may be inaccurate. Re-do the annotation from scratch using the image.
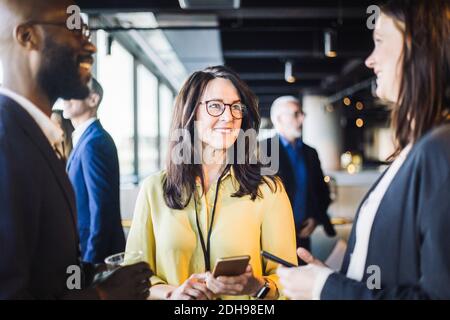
[194,166,229,271]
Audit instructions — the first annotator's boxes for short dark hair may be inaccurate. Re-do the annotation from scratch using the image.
[88,77,104,108]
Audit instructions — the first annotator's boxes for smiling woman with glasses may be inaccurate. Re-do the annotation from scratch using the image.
[200,99,247,119]
[125,65,298,300]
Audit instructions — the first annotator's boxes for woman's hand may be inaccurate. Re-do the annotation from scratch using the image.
[168,274,215,300]
[277,247,331,300]
[205,264,265,296]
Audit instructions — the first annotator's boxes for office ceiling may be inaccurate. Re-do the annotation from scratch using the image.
[77,0,382,116]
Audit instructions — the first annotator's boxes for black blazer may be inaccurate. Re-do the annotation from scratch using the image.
[261,136,336,236]
[0,95,80,299]
[322,123,450,299]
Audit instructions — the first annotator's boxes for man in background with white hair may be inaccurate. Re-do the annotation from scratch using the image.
[261,96,335,264]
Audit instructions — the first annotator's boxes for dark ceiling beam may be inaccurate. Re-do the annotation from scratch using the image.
[326,77,375,103]
[246,78,321,86]
[257,94,287,101]
[217,8,366,19]
[225,50,322,59]
[225,61,345,74]
[77,1,367,19]
[89,25,369,33]
[224,49,368,59]
[256,95,304,106]
[251,86,303,95]
[240,72,336,81]
[219,26,365,32]
[219,18,370,30]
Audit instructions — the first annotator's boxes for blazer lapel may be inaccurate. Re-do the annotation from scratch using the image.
[66,143,77,171]
[3,96,78,230]
[66,120,98,172]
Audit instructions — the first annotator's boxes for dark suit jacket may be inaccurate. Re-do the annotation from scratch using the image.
[261,136,336,237]
[67,120,125,264]
[0,95,80,299]
[321,123,450,299]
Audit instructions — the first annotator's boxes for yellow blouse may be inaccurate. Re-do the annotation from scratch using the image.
[126,169,298,300]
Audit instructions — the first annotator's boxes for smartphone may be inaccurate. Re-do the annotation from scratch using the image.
[261,250,296,268]
[212,255,250,277]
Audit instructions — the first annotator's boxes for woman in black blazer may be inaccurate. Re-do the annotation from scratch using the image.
[278,0,450,299]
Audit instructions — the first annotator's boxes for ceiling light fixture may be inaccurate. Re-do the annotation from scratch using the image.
[324,30,337,58]
[179,0,240,9]
[285,60,296,83]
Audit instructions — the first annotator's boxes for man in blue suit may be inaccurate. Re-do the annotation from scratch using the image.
[0,0,150,299]
[64,78,125,264]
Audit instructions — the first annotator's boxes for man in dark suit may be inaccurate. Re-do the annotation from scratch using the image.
[261,96,335,259]
[0,0,151,299]
[63,78,125,264]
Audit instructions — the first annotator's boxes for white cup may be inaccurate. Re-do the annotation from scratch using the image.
[104,251,143,271]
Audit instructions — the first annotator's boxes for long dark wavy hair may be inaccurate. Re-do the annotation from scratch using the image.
[163,65,278,209]
[381,0,450,158]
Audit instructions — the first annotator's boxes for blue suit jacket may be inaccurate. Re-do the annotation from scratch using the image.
[0,95,79,299]
[67,120,125,264]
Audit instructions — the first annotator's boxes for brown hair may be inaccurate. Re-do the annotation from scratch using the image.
[51,109,74,159]
[381,0,450,158]
[163,65,278,209]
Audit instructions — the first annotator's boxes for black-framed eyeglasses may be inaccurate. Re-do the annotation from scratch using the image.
[24,21,92,41]
[200,100,246,119]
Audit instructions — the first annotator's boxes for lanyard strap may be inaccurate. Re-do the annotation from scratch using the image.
[194,166,229,271]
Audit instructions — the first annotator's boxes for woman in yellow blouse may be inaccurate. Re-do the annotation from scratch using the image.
[126,65,297,300]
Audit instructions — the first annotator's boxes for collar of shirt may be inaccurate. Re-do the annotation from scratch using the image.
[194,165,235,188]
[0,87,64,147]
[72,117,97,149]
[279,135,303,151]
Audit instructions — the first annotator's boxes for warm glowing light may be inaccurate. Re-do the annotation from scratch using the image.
[356,118,364,127]
[286,76,296,83]
[347,164,356,174]
[343,97,351,106]
[352,154,362,165]
[356,101,364,110]
[324,176,331,183]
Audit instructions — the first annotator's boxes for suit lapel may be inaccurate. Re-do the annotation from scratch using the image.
[2,95,78,230]
[66,120,98,172]
[66,144,77,171]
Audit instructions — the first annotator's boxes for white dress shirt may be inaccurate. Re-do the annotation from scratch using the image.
[72,117,97,149]
[0,87,64,150]
[311,144,412,299]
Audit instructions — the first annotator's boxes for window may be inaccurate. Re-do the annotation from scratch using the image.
[92,29,177,183]
[96,30,135,183]
[158,83,175,168]
[137,64,159,179]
